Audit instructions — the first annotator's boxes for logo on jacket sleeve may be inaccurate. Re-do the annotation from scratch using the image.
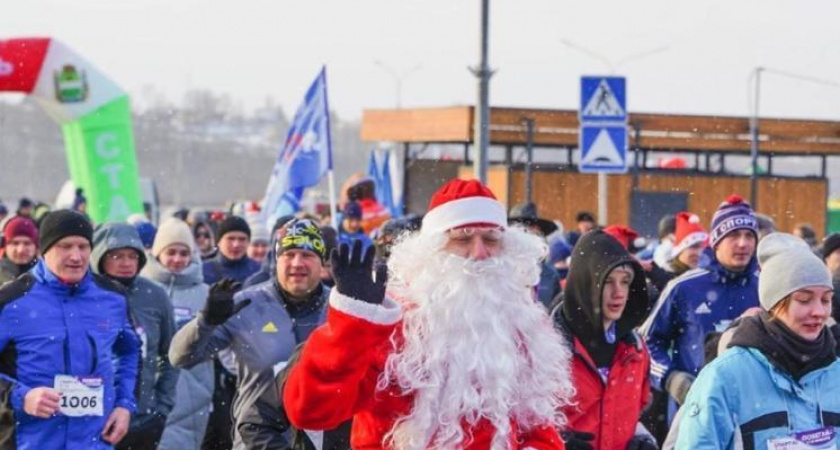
[262,321,279,333]
[694,302,712,314]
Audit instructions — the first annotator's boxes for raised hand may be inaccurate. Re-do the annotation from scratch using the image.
[330,240,387,304]
[203,278,251,325]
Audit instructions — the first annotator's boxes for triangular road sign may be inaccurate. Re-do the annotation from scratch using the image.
[581,128,623,165]
[579,124,628,174]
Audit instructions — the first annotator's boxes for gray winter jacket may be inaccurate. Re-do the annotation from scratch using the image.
[91,223,178,417]
[142,252,214,450]
[169,280,329,450]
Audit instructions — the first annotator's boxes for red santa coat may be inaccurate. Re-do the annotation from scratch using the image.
[283,290,565,450]
[562,334,650,450]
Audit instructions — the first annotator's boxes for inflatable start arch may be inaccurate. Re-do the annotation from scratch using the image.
[0,37,142,222]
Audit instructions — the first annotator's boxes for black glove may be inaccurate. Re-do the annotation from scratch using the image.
[203,278,251,325]
[561,430,594,450]
[626,434,658,450]
[665,370,696,406]
[330,240,387,304]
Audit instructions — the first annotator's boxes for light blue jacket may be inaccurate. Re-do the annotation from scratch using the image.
[676,346,840,449]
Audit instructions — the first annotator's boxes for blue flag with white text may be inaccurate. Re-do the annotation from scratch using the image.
[261,67,332,225]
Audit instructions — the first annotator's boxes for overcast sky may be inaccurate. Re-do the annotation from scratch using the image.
[3,0,840,121]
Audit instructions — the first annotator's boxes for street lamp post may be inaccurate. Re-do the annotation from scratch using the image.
[373,60,422,109]
[471,0,493,184]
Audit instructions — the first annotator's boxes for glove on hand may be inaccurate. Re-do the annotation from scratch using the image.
[665,370,696,406]
[561,430,594,450]
[203,278,251,325]
[626,434,658,450]
[330,240,387,305]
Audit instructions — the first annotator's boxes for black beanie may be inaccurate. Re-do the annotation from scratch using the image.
[39,209,94,255]
[216,216,251,244]
[823,232,840,260]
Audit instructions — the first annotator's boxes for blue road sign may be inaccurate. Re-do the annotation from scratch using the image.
[579,124,628,174]
[580,76,627,122]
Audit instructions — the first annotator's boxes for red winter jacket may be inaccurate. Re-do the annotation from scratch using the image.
[562,332,650,450]
[283,290,565,450]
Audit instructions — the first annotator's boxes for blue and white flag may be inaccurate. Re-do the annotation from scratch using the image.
[261,67,332,225]
[367,149,403,218]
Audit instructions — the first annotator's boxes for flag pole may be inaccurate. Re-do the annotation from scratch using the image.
[322,66,339,230]
[328,170,338,230]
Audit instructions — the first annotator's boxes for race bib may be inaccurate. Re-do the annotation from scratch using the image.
[54,375,104,417]
[767,427,836,450]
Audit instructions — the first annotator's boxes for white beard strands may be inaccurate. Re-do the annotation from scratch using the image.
[381,227,575,450]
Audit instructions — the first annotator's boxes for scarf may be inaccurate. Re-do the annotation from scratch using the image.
[729,312,836,380]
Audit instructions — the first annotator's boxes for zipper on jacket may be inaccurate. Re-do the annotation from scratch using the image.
[87,334,98,374]
[63,297,72,374]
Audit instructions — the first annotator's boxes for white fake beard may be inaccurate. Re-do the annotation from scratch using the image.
[381,227,574,450]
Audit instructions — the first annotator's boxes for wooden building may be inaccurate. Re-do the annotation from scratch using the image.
[361,106,840,238]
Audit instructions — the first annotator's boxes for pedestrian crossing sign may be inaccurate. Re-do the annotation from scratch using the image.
[580,76,627,122]
[579,124,628,174]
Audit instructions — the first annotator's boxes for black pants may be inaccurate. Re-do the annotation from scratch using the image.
[640,388,670,446]
[116,413,167,450]
[202,360,236,450]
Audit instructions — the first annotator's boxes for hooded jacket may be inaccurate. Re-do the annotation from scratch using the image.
[142,251,214,450]
[554,230,651,450]
[677,317,840,449]
[0,255,35,286]
[91,223,178,419]
[641,251,759,390]
[0,259,140,450]
[243,224,281,288]
[193,221,217,261]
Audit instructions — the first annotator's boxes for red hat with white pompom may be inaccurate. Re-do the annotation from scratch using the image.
[421,179,507,235]
[671,212,708,259]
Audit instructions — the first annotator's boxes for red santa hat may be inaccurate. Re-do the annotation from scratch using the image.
[421,179,507,235]
[671,212,708,258]
[603,225,639,250]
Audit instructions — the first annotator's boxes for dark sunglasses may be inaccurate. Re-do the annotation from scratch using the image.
[196,232,211,238]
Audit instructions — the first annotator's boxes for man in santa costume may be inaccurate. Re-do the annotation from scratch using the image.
[283,179,574,450]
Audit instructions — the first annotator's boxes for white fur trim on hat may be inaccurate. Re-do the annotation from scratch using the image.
[328,289,402,326]
[671,231,708,260]
[421,196,507,235]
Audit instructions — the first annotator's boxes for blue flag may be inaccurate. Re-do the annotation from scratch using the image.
[367,150,401,218]
[261,67,332,225]
[380,151,397,217]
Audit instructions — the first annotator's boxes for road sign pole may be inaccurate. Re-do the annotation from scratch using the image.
[579,76,627,224]
[472,0,491,184]
[750,67,762,210]
[598,172,608,225]
[524,118,535,203]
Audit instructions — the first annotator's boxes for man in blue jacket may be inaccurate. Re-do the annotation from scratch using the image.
[641,195,760,416]
[0,210,141,449]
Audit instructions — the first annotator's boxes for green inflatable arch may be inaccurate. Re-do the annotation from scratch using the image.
[0,37,142,222]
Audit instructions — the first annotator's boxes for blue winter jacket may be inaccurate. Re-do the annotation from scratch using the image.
[676,347,840,449]
[202,253,261,285]
[641,255,759,389]
[0,259,141,449]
